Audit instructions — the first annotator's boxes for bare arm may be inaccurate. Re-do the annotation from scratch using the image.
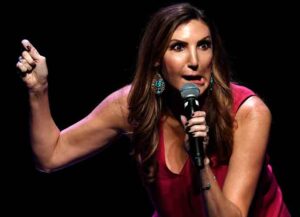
[222,96,271,216]
[50,86,131,171]
[189,96,271,217]
[17,39,131,172]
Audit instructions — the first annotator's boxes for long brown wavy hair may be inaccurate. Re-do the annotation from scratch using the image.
[128,3,233,183]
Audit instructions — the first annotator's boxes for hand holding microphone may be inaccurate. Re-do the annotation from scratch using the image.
[180,83,209,169]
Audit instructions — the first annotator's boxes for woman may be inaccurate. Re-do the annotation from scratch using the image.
[16,3,290,217]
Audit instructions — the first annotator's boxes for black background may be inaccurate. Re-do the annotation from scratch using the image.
[3,0,298,216]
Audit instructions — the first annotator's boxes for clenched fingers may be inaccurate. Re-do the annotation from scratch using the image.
[21,39,42,60]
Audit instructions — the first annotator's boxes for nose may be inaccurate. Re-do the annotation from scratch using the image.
[188,48,199,71]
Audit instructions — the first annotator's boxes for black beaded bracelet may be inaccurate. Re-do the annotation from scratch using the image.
[201,182,211,191]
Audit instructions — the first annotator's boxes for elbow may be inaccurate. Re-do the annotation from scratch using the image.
[34,155,73,173]
[222,199,244,217]
[36,166,53,174]
[236,209,243,217]
[231,202,245,217]
[228,205,243,217]
[34,158,60,173]
[35,162,56,173]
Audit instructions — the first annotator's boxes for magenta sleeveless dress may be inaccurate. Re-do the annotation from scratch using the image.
[149,83,290,217]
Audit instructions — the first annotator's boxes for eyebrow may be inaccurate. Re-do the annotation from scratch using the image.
[169,36,211,43]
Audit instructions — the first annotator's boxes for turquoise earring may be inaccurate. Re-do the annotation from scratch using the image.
[152,73,165,95]
[209,73,214,93]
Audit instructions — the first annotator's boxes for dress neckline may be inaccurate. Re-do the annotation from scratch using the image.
[159,121,190,176]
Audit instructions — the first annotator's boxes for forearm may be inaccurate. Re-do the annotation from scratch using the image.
[29,85,60,170]
[200,164,242,217]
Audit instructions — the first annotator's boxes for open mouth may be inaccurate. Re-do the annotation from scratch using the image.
[182,75,203,81]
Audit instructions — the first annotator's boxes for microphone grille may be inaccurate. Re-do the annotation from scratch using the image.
[180,83,200,99]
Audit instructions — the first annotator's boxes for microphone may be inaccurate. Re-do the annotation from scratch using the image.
[180,83,205,169]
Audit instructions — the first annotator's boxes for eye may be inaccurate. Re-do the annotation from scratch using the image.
[198,39,212,50]
[170,42,186,51]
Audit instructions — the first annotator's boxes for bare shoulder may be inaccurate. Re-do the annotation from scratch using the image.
[90,84,132,132]
[102,84,131,103]
[236,96,272,123]
[226,96,273,216]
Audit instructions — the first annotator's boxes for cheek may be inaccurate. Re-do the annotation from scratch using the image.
[162,69,183,91]
[200,52,213,67]
[163,55,185,76]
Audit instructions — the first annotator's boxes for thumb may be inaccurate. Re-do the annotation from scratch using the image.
[21,39,41,60]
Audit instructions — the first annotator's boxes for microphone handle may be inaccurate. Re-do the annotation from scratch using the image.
[188,133,204,169]
[185,97,205,169]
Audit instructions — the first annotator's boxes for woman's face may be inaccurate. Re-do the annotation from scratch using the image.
[162,19,213,94]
